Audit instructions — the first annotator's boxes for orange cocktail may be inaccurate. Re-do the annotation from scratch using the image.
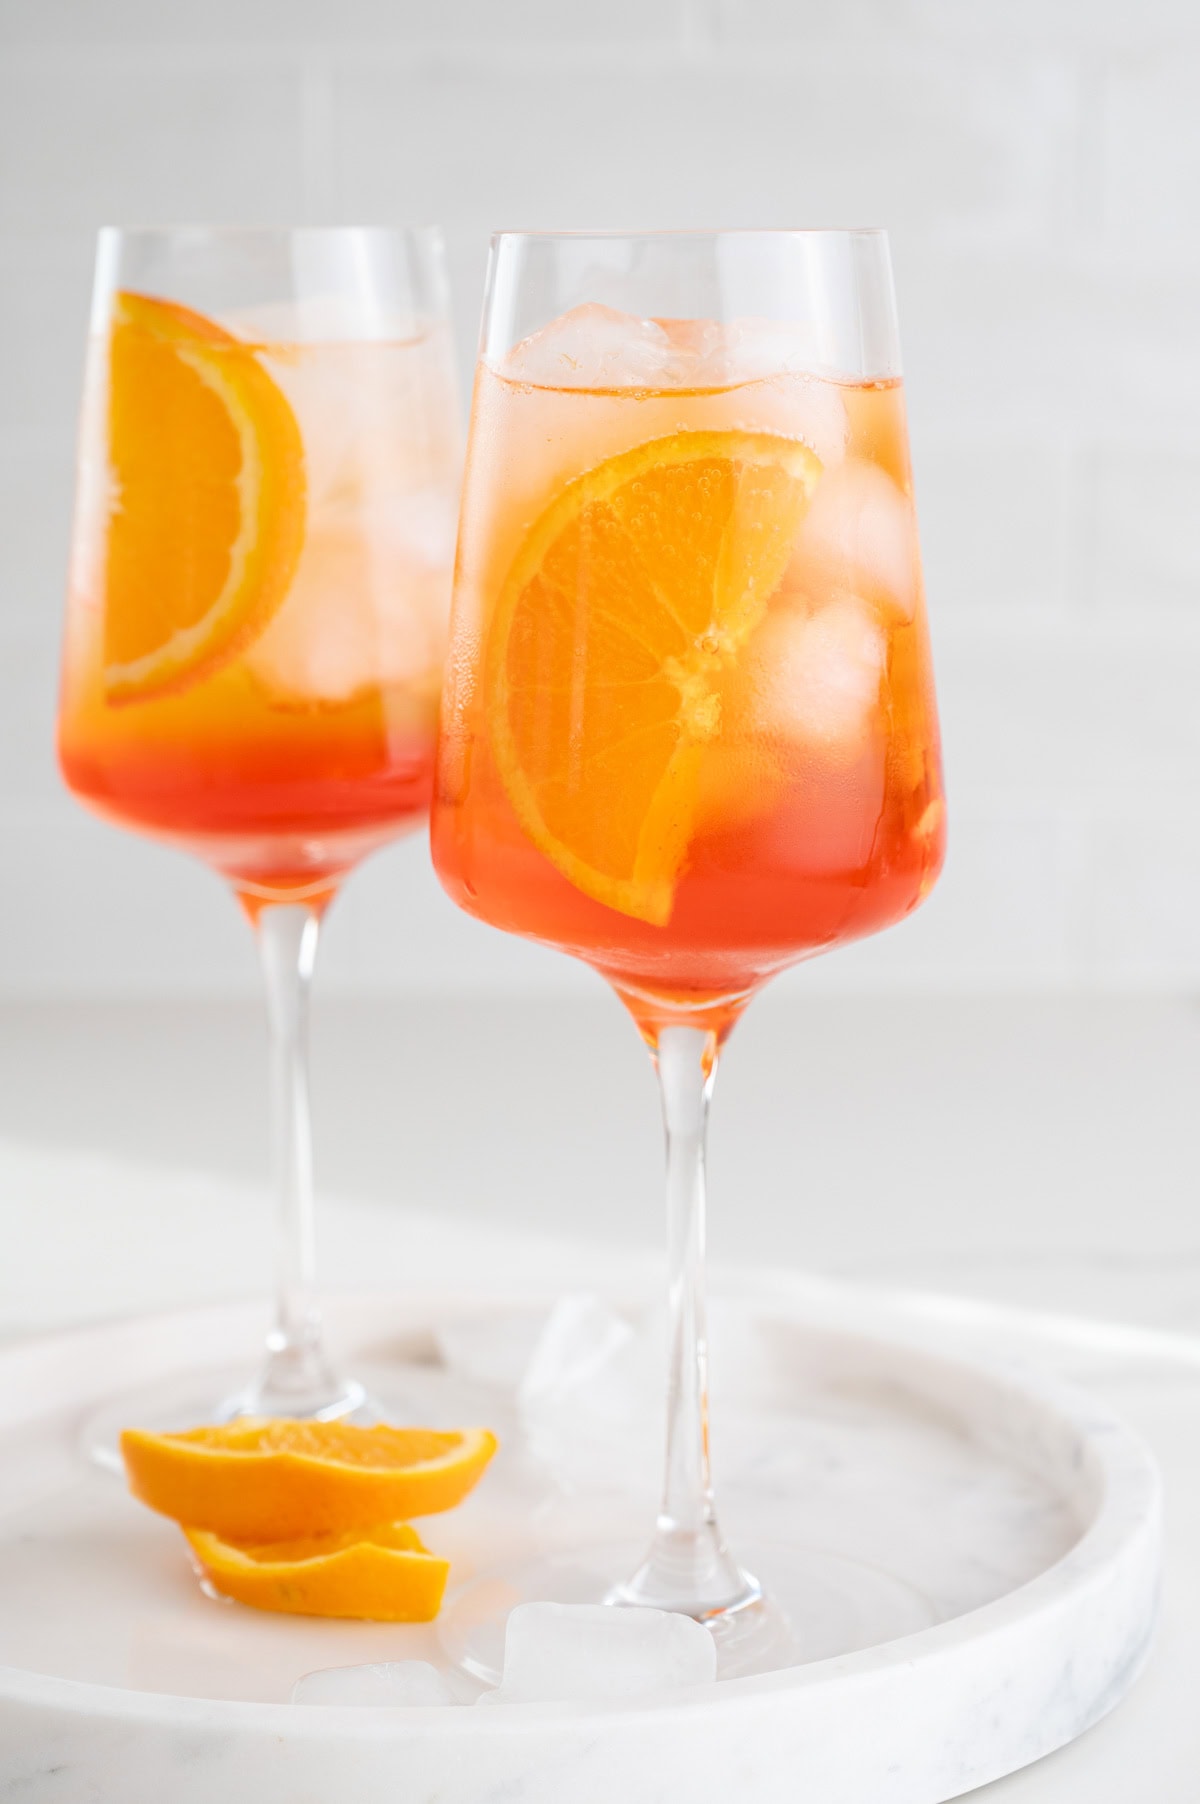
[434,311,944,1033]
[60,291,459,904]
[430,231,945,1670]
[58,228,460,1434]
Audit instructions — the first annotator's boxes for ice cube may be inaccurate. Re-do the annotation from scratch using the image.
[496,305,856,482]
[719,317,828,382]
[500,304,683,390]
[435,1307,556,1392]
[267,326,459,517]
[516,1296,660,1496]
[247,486,455,703]
[244,325,460,705]
[750,594,886,748]
[789,458,919,622]
[519,1294,637,1405]
[482,1603,717,1704]
[291,1660,455,1707]
[220,294,398,346]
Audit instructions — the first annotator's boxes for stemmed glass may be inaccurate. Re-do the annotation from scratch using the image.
[431,229,946,1672]
[58,227,461,1449]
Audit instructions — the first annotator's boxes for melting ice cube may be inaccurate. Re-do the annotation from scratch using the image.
[791,457,919,622]
[750,594,887,748]
[247,486,455,703]
[516,1295,660,1495]
[502,305,850,400]
[519,1293,638,1407]
[436,1306,556,1391]
[481,1603,717,1704]
[720,316,832,381]
[500,304,684,389]
[291,1660,455,1707]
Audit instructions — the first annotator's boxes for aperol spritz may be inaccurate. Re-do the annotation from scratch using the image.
[432,230,945,1672]
[59,228,460,1436]
[435,318,942,1034]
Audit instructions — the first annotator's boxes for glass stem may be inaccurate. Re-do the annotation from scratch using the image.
[241,901,352,1418]
[615,1024,759,1618]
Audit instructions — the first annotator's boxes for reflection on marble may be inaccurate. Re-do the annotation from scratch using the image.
[0,1290,1161,1804]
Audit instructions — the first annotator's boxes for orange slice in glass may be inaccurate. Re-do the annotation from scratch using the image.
[103,290,306,704]
[487,430,821,925]
[184,1520,449,1620]
[120,1420,498,1542]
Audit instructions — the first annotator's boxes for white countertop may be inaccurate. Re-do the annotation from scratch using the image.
[2,993,1198,1797]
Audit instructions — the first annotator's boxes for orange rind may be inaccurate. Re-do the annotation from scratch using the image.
[184,1521,449,1621]
[120,1419,498,1542]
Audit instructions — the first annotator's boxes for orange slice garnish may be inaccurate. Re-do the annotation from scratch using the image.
[103,290,306,704]
[487,430,821,925]
[184,1521,449,1621]
[120,1420,498,1542]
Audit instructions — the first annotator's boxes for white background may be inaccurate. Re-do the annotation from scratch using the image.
[3,0,1199,1000]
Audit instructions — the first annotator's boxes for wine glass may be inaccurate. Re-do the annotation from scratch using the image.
[431,229,946,1674]
[58,227,461,1455]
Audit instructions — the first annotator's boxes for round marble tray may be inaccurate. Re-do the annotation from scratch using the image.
[0,1287,1161,1804]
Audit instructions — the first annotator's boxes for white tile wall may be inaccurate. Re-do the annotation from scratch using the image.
[0,1,689,49]
[0,49,309,231]
[1,0,1198,996]
[330,46,1080,246]
[709,0,1200,49]
[1101,52,1200,241]
[1091,449,1200,615]
[1087,807,1200,980]
[914,436,1072,620]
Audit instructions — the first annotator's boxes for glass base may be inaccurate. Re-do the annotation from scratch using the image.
[221,1341,370,1424]
[80,1364,379,1475]
[608,1523,762,1620]
[438,1540,937,1685]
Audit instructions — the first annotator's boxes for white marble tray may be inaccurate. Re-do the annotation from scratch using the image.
[0,1287,1161,1803]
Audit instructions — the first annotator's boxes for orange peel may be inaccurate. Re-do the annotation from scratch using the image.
[120,1419,498,1542]
[184,1521,449,1621]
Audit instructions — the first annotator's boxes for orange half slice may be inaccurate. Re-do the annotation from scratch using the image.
[184,1521,449,1621]
[487,430,822,925]
[121,1419,498,1542]
[103,290,306,704]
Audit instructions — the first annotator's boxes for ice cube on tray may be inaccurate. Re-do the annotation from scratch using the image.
[480,1602,717,1705]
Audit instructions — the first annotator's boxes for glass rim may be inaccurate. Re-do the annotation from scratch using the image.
[488,226,890,245]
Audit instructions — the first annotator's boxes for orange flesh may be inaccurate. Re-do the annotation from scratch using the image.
[105,321,244,668]
[490,431,821,926]
[433,367,945,1036]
